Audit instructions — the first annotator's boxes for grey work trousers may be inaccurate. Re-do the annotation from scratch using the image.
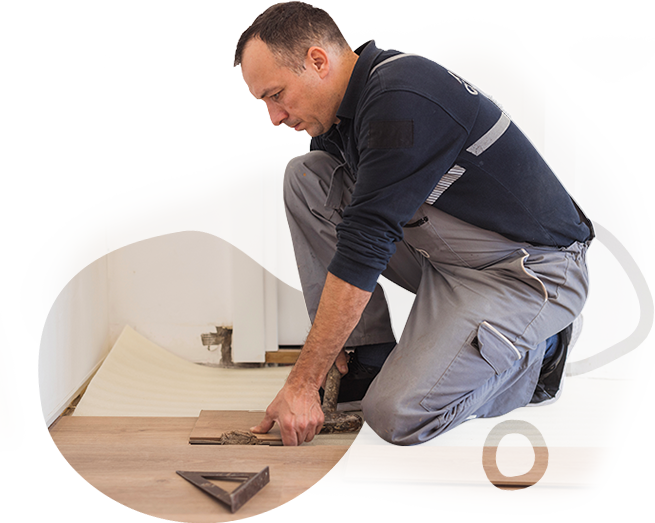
[284,151,590,446]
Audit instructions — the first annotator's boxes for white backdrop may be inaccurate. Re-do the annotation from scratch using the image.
[103,0,232,363]
[0,0,109,424]
[0,0,655,430]
[0,0,232,425]
[571,0,655,378]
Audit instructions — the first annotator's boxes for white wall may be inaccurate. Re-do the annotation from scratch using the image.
[0,0,108,425]
[572,0,655,378]
[103,0,234,361]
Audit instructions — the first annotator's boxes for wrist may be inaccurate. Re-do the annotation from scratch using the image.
[286,365,323,392]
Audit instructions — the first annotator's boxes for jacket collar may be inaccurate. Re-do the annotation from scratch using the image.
[336,40,383,121]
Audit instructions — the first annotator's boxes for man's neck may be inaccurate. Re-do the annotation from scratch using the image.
[340,50,359,91]
[331,50,359,126]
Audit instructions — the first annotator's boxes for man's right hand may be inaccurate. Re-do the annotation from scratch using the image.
[250,379,325,446]
[251,273,372,446]
[335,348,349,375]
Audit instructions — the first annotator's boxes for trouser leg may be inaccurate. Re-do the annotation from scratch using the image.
[283,151,399,347]
[361,204,590,445]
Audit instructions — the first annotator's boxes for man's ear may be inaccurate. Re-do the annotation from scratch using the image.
[306,46,330,79]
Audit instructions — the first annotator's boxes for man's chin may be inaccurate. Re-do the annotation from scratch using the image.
[305,126,328,138]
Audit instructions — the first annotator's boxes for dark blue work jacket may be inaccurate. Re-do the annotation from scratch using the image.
[311,41,593,292]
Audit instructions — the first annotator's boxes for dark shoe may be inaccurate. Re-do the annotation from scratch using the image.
[530,323,574,405]
[338,351,383,403]
[320,351,382,404]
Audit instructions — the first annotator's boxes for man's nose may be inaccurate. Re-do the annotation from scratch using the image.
[265,100,288,126]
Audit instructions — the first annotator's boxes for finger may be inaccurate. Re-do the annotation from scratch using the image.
[301,420,317,444]
[279,421,299,446]
[299,420,317,445]
[309,410,325,441]
[314,406,324,434]
[250,413,275,434]
[335,349,349,375]
[295,416,312,444]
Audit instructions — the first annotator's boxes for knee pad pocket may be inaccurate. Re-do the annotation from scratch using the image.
[419,321,523,413]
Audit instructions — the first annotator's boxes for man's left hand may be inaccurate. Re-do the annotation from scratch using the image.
[250,379,325,446]
[251,272,372,446]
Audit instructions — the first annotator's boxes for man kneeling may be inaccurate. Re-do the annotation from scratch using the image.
[233,2,593,446]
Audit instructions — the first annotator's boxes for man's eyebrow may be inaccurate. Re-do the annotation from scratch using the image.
[257,87,279,100]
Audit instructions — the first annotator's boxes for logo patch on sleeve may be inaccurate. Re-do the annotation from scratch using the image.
[368,120,414,149]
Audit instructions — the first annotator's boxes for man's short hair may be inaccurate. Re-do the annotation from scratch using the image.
[234,2,350,73]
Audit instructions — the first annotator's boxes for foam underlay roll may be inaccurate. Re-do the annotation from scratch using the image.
[74,325,292,417]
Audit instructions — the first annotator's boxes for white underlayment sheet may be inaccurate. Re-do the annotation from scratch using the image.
[73,325,358,445]
[74,327,655,447]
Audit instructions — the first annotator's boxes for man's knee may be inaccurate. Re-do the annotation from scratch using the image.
[361,388,403,444]
[361,376,472,446]
[284,151,343,216]
[284,150,337,188]
[283,154,309,202]
[361,384,435,446]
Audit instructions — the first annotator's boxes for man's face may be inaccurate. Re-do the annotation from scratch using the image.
[241,38,337,137]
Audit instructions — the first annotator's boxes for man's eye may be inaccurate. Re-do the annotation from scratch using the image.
[271,91,282,101]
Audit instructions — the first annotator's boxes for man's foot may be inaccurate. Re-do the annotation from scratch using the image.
[530,318,580,406]
[319,351,383,406]
[320,341,394,407]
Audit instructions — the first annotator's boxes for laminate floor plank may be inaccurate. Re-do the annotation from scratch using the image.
[190,410,282,444]
[343,445,655,489]
[48,417,655,523]
[51,416,196,443]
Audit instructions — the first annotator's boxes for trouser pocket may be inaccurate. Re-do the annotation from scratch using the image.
[419,321,523,412]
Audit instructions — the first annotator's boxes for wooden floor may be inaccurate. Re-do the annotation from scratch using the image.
[49,416,349,522]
